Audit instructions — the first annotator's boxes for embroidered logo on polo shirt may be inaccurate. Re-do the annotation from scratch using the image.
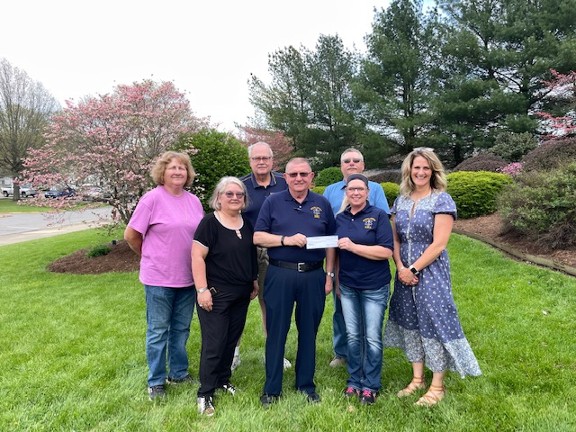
[310,206,322,219]
[363,217,376,230]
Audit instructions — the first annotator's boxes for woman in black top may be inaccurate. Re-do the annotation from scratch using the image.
[192,176,259,416]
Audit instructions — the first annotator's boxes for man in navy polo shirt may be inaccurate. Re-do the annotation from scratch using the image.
[232,142,290,371]
[323,148,390,368]
[254,157,336,406]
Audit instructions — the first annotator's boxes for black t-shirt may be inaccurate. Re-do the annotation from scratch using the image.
[194,212,257,290]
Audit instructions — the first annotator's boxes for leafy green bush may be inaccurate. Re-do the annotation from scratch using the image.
[521,138,576,172]
[87,244,112,258]
[174,129,251,210]
[315,167,342,186]
[453,153,507,172]
[381,182,399,207]
[498,163,576,249]
[447,171,513,219]
[312,186,326,195]
[490,132,537,162]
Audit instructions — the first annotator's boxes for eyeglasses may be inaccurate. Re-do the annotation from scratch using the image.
[286,172,311,178]
[347,187,366,192]
[342,158,363,164]
[251,156,272,162]
[223,191,245,198]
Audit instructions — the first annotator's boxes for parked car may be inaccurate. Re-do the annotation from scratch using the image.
[44,186,76,199]
[79,185,112,202]
[1,184,37,198]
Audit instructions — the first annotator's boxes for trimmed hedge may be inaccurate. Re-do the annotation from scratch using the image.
[312,186,326,195]
[522,138,576,172]
[315,167,342,187]
[452,153,507,172]
[447,171,513,219]
[381,182,399,208]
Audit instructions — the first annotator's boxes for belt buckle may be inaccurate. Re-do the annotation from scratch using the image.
[297,262,306,272]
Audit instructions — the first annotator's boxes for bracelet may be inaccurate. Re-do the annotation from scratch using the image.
[280,235,286,246]
[196,287,208,294]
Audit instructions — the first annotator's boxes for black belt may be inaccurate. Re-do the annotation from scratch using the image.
[269,259,323,273]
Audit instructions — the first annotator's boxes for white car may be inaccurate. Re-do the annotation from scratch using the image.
[1,185,37,198]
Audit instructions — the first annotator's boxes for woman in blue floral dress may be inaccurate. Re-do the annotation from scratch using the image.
[384,148,481,406]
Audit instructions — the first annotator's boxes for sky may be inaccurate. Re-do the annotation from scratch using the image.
[2,0,396,132]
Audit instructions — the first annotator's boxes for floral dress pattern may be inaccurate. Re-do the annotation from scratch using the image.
[384,191,481,377]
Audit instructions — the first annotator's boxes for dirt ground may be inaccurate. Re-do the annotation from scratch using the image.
[47,213,576,275]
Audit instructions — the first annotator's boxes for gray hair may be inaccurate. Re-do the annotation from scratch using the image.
[248,141,273,158]
[209,176,250,211]
[340,148,364,162]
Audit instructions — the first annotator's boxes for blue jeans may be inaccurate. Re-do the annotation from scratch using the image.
[145,285,195,387]
[332,289,348,359]
[339,282,389,392]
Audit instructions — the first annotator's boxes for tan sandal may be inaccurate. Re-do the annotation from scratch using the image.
[396,376,426,398]
[415,384,445,407]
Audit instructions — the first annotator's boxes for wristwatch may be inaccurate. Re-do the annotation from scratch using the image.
[196,287,209,294]
[409,266,420,276]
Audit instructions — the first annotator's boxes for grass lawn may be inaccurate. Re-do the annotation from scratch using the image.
[0,229,574,431]
[0,199,53,213]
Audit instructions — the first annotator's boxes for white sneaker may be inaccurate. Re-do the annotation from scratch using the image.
[231,353,241,371]
[262,356,292,370]
[197,396,215,416]
[329,356,346,367]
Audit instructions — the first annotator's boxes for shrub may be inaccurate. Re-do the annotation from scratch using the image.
[312,186,326,195]
[381,182,400,208]
[490,132,537,162]
[447,171,513,219]
[87,244,112,258]
[174,129,251,210]
[521,138,576,172]
[498,163,576,249]
[315,167,342,187]
[498,162,524,177]
[452,153,508,172]
[367,170,402,184]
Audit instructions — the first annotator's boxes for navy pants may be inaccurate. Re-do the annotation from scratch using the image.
[263,265,326,396]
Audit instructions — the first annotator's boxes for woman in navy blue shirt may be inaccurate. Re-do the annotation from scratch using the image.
[335,174,394,405]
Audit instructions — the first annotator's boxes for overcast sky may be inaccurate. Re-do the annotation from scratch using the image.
[2,1,398,131]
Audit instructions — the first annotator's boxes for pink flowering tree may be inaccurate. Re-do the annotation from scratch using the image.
[236,125,294,169]
[537,69,576,138]
[23,80,207,223]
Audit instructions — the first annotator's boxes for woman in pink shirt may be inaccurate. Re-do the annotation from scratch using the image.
[125,151,204,401]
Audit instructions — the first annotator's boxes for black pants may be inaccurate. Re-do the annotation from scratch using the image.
[197,286,251,397]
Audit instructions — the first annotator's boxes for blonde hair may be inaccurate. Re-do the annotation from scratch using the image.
[209,176,250,211]
[151,151,195,187]
[399,148,447,196]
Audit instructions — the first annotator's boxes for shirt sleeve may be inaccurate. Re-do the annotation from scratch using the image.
[434,192,457,219]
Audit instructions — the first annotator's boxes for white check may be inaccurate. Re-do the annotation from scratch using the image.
[306,235,338,249]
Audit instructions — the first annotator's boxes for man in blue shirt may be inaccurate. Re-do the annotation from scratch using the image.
[234,142,289,371]
[255,157,336,406]
[323,148,390,367]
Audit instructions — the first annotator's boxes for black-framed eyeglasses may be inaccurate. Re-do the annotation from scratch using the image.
[342,158,363,164]
[223,191,245,198]
[286,172,311,178]
[346,187,367,192]
[251,156,272,162]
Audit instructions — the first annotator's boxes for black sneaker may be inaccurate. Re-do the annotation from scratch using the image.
[197,395,215,416]
[305,391,321,404]
[166,375,194,384]
[343,386,360,398]
[260,393,280,408]
[220,383,237,395]
[148,384,166,401]
[360,389,377,405]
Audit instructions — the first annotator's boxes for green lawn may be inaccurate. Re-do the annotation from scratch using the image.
[0,230,574,431]
[0,198,53,213]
